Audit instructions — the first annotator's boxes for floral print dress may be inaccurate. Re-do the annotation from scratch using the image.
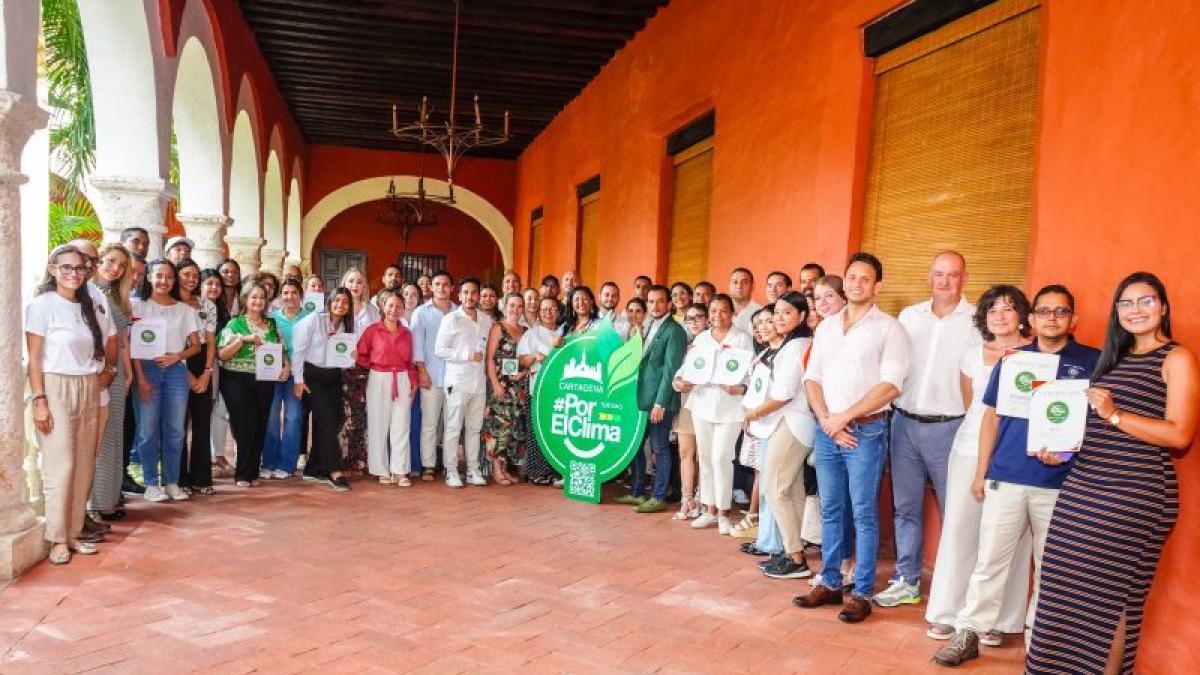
[482,324,527,467]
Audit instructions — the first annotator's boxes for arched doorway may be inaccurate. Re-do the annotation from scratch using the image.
[312,199,504,292]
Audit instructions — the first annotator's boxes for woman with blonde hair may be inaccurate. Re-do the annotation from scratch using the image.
[26,245,117,563]
[338,268,378,473]
[89,243,133,520]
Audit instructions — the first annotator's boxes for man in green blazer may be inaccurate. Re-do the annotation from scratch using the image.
[616,284,686,512]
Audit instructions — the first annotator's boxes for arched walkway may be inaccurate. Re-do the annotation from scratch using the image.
[303,176,514,269]
[172,37,223,214]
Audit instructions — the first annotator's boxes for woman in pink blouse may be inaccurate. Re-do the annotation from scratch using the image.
[357,291,418,486]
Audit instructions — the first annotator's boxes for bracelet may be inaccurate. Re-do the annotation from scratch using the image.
[31,394,47,403]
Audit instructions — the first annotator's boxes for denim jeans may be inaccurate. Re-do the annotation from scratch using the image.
[755,433,784,554]
[890,412,961,586]
[631,410,675,500]
[133,360,190,487]
[814,418,888,597]
[262,376,304,473]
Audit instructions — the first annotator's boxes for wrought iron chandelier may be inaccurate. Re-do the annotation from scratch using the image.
[390,0,509,204]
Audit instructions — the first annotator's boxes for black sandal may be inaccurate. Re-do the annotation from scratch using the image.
[739,542,771,556]
[98,509,127,522]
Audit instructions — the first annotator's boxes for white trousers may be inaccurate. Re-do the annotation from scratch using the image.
[365,371,412,477]
[956,479,1057,634]
[418,385,446,469]
[926,452,1031,632]
[442,387,485,474]
[692,417,740,511]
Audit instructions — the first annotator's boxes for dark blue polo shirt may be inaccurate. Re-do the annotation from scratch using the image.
[981,337,1100,489]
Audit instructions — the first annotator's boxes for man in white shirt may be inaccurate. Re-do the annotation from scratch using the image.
[729,267,762,333]
[411,271,457,480]
[798,252,911,624]
[597,281,628,333]
[875,252,979,609]
[765,271,793,304]
[434,276,493,487]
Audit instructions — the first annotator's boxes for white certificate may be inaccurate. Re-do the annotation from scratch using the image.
[741,363,771,410]
[255,342,284,381]
[325,333,356,368]
[996,351,1060,418]
[1027,379,1089,455]
[680,348,716,385]
[711,348,754,386]
[302,292,324,315]
[129,318,167,360]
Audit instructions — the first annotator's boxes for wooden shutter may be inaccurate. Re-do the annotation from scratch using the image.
[861,0,1040,315]
[578,191,600,286]
[667,137,713,286]
[529,214,544,283]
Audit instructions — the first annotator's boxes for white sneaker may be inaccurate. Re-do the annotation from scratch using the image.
[717,515,732,535]
[445,472,463,488]
[732,489,749,505]
[259,469,272,480]
[466,470,487,486]
[552,478,564,488]
[272,469,290,480]
[144,485,168,503]
[691,513,717,529]
[164,484,190,501]
[873,579,921,607]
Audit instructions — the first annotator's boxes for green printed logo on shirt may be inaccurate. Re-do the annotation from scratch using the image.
[1045,401,1070,424]
[532,320,646,503]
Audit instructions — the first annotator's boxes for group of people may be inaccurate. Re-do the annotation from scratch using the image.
[25,230,1195,674]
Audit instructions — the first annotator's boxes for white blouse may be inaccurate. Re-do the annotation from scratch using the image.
[683,326,754,424]
[517,324,561,380]
[769,337,816,447]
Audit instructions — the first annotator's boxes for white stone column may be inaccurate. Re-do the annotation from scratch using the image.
[0,89,49,582]
[226,235,266,275]
[259,247,287,275]
[176,213,231,270]
[89,175,176,258]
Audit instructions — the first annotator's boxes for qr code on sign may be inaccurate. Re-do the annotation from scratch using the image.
[568,461,596,499]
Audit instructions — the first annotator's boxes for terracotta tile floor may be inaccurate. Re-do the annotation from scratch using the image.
[1,479,1025,674]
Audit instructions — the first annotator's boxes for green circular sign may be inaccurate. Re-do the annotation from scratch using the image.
[725,358,739,372]
[532,323,647,502]
[335,342,348,354]
[693,356,706,369]
[263,354,276,366]
[1014,370,1036,393]
[1046,401,1070,424]
[304,301,316,312]
[140,329,155,343]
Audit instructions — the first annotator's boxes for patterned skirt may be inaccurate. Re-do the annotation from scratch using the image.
[339,366,369,471]
[522,379,558,482]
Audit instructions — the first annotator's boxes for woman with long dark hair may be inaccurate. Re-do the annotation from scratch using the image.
[26,245,116,563]
[201,269,234,478]
[1027,272,1199,674]
[176,259,218,495]
[89,243,133,520]
[218,258,242,315]
[750,292,819,579]
[292,287,355,492]
[131,259,201,502]
[672,302,709,521]
[217,282,290,487]
[561,285,599,337]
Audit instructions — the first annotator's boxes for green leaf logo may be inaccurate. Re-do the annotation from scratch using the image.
[604,330,642,395]
[1046,401,1070,424]
[335,342,348,354]
[263,354,275,366]
[1014,370,1035,393]
[725,358,739,372]
[140,330,155,343]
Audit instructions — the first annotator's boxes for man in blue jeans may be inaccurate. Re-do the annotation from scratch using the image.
[615,285,685,512]
[798,252,911,624]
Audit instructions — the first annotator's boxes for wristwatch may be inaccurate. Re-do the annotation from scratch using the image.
[1108,410,1122,426]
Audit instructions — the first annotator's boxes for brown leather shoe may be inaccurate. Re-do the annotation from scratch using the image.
[793,583,843,608]
[838,595,872,623]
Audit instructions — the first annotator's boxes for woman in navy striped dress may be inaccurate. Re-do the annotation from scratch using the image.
[1027,272,1199,674]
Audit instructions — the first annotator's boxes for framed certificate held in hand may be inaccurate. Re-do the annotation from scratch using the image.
[255,342,284,381]
[680,348,716,385]
[1027,379,1089,455]
[129,318,167,360]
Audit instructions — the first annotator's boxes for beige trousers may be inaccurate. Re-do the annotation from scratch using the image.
[37,373,100,544]
[764,423,812,555]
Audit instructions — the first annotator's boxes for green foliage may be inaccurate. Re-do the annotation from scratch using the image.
[48,198,101,248]
[43,0,95,216]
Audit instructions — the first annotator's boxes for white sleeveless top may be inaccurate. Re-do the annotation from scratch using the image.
[950,345,996,456]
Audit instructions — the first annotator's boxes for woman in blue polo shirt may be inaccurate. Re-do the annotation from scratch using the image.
[933,285,1100,667]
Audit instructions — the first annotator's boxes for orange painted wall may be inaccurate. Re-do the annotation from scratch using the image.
[311,200,503,290]
[513,1,1200,670]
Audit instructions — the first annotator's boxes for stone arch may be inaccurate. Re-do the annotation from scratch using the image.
[78,0,167,177]
[171,37,223,213]
[228,109,260,240]
[302,177,513,268]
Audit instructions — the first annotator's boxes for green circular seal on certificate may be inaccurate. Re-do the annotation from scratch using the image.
[140,329,156,343]
[532,320,646,503]
[1045,401,1070,424]
[1014,370,1036,393]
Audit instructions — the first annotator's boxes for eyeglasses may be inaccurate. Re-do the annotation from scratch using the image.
[684,315,706,322]
[1115,295,1158,312]
[55,264,92,276]
[1033,307,1073,319]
